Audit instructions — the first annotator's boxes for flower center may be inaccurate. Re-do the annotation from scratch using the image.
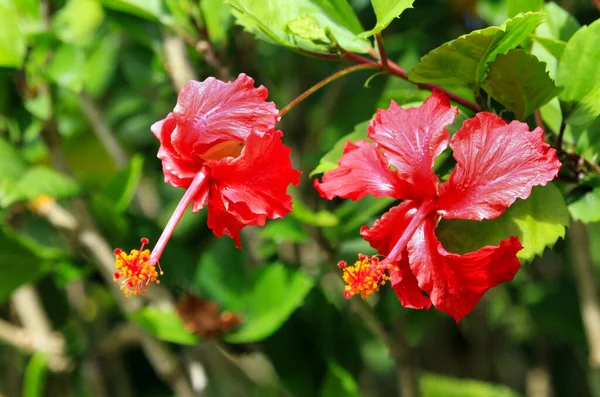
[113,238,162,296]
[198,140,243,161]
[338,254,392,299]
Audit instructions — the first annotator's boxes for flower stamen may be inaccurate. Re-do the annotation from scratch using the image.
[338,254,391,299]
[113,238,161,297]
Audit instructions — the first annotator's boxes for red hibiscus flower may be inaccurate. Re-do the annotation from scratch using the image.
[113,74,301,296]
[314,92,561,321]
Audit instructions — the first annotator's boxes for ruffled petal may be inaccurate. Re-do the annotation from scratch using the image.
[360,201,421,262]
[368,92,458,199]
[438,113,561,220]
[389,254,432,310]
[407,216,523,322]
[207,131,301,222]
[172,73,279,157]
[314,140,412,201]
[206,188,246,248]
[153,113,202,188]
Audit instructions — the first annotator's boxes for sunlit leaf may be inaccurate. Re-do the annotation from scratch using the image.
[226,0,370,54]
[556,19,600,127]
[131,308,200,345]
[420,373,520,397]
[53,0,105,47]
[0,0,27,67]
[409,13,542,88]
[569,188,600,224]
[359,0,415,38]
[437,183,569,262]
[482,49,562,120]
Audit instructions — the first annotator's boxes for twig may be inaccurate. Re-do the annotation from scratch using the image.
[10,285,72,372]
[375,34,389,71]
[592,0,600,11]
[534,110,545,130]
[342,50,481,112]
[0,318,40,354]
[163,32,198,90]
[279,63,379,117]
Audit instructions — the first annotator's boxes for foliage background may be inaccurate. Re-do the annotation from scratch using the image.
[1,0,600,396]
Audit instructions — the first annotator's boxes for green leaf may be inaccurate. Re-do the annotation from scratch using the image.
[23,354,48,397]
[569,188,600,224]
[310,120,368,176]
[408,13,542,88]
[101,154,144,212]
[531,36,566,59]
[437,183,569,262]
[0,227,61,303]
[130,308,200,345]
[481,49,562,120]
[24,92,52,120]
[420,373,520,397]
[507,0,542,17]
[201,0,232,45]
[225,262,314,343]
[320,361,361,397]
[53,0,105,47]
[0,138,27,181]
[359,0,415,38]
[1,166,80,207]
[539,1,580,42]
[291,198,339,227]
[260,218,309,243]
[556,19,600,127]
[226,0,370,54]
[0,0,27,67]
[84,32,120,97]
[47,44,86,92]
[100,0,164,20]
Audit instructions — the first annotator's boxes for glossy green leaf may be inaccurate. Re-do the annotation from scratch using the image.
[556,19,600,127]
[47,44,86,92]
[0,227,61,302]
[359,0,415,37]
[0,0,27,67]
[201,0,232,45]
[531,36,566,59]
[437,183,569,262]
[408,13,542,88]
[226,0,370,54]
[53,0,105,47]
[482,49,562,120]
[225,262,314,343]
[539,2,580,42]
[291,198,339,227]
[100,0,164,20]
[569,188,600,224]
[507,0,542,17]
[1,166,80,207]
[310,120,368,176]
[320,361,361,397]
[420,373,520,397]
[22,353,48,397]
[101,154,144,212]
[260,218,309,243]
[131,308,200,345]
[84,32,120,97]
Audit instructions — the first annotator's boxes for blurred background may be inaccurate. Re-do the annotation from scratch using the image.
[1,0,600,396]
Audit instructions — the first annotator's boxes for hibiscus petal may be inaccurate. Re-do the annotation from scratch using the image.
[389,254,432,310]
[153,113,202,188]
[360,201,421,262]
[207,131,301,222]
[407,216,522,322]
[206,188,247,248]
[314,140,412,201]
[438,113,562,220]
[172,73,279,156]
[368,92,458,198]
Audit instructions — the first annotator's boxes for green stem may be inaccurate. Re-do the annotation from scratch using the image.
[279,63,378,117]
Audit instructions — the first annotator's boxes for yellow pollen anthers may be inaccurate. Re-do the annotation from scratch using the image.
[338,254,392,299]
[113,238,162,297]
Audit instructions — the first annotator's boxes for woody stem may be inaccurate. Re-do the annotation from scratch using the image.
[383,199,437,264]
[150,168,209,266]
[279,63,379,117]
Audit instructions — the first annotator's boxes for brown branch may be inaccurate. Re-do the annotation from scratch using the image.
[375,33,389,71]
[162,32,198,91]
[592,0,600,11]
